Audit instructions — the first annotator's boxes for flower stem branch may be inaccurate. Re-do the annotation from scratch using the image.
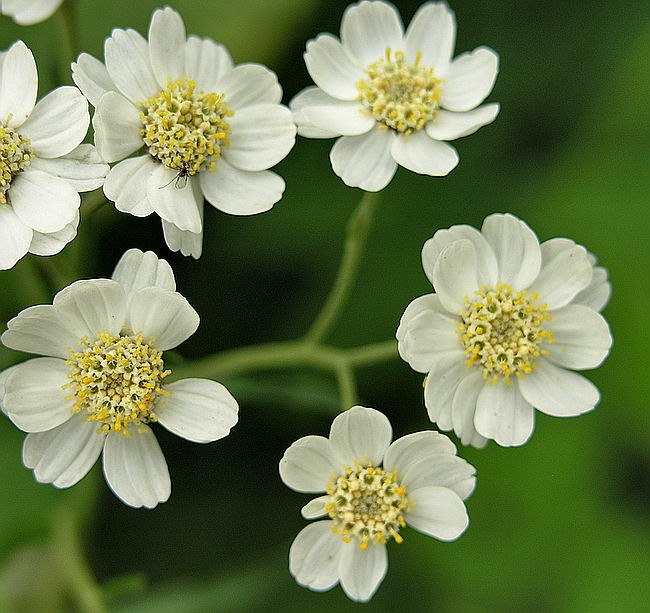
[304,191,380,344]
[58,0,79,77]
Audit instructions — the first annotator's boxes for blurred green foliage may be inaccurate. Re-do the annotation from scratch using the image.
[1,0,649,611]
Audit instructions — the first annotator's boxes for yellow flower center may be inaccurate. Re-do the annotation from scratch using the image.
[458,283,555,384]
[325,461,409,550]
[357,48,442,135]
[0,123,34,205]
[64,331,171,435]
[138,77,233,177]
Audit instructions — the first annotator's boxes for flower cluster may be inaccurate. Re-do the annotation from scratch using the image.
[0,0,614,605]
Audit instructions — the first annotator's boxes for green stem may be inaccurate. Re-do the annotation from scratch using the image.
[336,363,358,409]
[35,254,75,293]
[304,191,380,344]
[57,0,79,77]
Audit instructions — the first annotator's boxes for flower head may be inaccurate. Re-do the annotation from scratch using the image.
[72,7,296,259]
[1,0,63,25]
[397,213,613,448]
[0,40,108,270]
[280,406,475,602]
[290,1,499,191]
[0,249,239,508]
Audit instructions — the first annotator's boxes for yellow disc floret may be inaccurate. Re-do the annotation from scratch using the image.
[458,283,555,384]
[139,77,233,176]
[0,123,34,205]
[357,48,442,134]
[65,331,171,435]
[325,461,409,550]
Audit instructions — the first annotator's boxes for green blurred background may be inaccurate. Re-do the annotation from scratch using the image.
[1,0,649,611]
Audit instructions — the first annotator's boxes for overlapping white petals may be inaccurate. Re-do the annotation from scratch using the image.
[217,63,282,109]
[148,7,186,86]
[405,486,469,541]
[29,212,79,257]
[112,248,175,294]
[103,156,156,217]
[339,541,387,602]
[72,53,116,107]
[30,145,109,193]
[93,91,143,162]
[146,166,202,233]
[0,206,33,270]
[185,36,233,92]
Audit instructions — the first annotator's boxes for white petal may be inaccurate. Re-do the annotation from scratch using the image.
[104,29,159,103]
[1,0,62,25]
[424,350,468,430]
[30,144,109,192]
[329,406,392,467]
[225,104,296,172]
[406,486,468,541]
[162,219,203,259]
[127,287,199,351]
[422,223,498,287]
[3,358,72,432]
[19,87,89,158]
[390,130,459,176]
[304,34,364,101]
[440,47,499,112]
[103,426,171,509]
[290,87,340,138]
[431,239,479,313]
[384,430,476,499]
[338,541,387,603]
[279,435,340,493]
[545,304,612,370]
[147,166,202,233]
[329,129,397,192]
[0,41,37,128]
[29,211,79,257]
[185,36,233,92]
[2,304,80,358]
[340,0,404,67]
[0,363,19,415]
[528,244,592,310]
[481,213,541,289]
[474,382,535,447]
[426,104,500,141]
[200,159,284,215]
[289,521,342,592]
[404,2,455,71]
[156,378,238,443]
[0,205,32,270]
[111,248,175,294]
[11,170,79,233]
[451,372,488,449]
[22,413,104,488]
[573,266,611,312]
[93,91,143,163]
[148,7,186,86]
[72,53,116,107]
[289,89,372,137]
[104,155,156,218]
[218,64,282,110]
[53,279,127,339]
[301,496,330,520]
[396,295,460,373]
[518,358,600,417]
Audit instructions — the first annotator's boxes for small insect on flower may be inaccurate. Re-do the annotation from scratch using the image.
[279,406,476,602]
[0,249,239,509]
[158,163,190,190]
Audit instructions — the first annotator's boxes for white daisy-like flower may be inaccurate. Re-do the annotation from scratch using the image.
[72,6,297,259]
[279,406,475,602]
[0,248,238,508]
[290,1,499,192]
[396,213,613,448]
[0,0,63,25]
[0,40,108,270]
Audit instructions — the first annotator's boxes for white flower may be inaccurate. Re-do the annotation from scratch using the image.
[0,248,238,509]
[279,406,475,602]
[396,213,613,448]
[290,1,499,192]
[1,0,63,25]
[72,7,297,259]
[0,40,108,270]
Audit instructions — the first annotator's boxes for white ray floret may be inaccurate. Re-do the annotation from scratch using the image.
[396,213,613,448]
[290,1,499,191]
[279,406,475,602]
[0,0,63,25]
[0,40,108,270]
[0,248,238,509]
[72,6,297,259]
